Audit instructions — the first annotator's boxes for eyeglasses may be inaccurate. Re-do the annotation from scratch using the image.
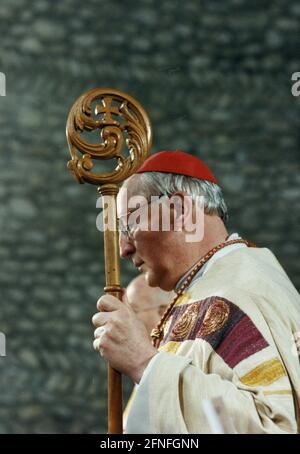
[117,193,167,240]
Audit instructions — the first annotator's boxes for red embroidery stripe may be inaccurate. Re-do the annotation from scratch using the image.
[216,315,269,368]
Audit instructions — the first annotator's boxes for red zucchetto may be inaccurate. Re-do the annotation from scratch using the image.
[136,150,218,184]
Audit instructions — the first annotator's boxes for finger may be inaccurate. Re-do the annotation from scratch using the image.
[97,294,122,312]
[94,326,106,339]
[92,311,110,328]
[93,337,101,351]
[93,337,105,357]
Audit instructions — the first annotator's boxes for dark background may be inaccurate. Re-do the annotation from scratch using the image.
[0,0,299,433]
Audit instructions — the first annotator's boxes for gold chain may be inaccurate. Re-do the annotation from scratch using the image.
[151,238,256,348]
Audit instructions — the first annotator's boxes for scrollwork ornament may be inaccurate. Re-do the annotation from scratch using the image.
[66,88,152,185]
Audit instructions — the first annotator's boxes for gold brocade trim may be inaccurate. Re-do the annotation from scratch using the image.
[198,299,230,337]
[174,293,192,307]
[163,317,172,337]
[240,358,286,387]
[171,303,199,338]
[159,341,180,354]
[263,390,292,396]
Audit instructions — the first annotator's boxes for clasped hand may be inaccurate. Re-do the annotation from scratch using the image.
[92,293,157,383]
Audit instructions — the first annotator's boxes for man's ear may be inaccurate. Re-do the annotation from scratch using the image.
[170,192,193,232]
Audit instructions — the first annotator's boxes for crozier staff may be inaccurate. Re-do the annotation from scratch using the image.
[66,88,152,434]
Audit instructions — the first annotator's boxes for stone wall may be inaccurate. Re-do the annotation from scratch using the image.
[0,0,299,433]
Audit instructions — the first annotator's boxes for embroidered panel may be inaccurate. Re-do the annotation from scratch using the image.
[161,296,269,369]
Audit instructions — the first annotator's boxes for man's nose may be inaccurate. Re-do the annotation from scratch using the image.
[119,234,136,259]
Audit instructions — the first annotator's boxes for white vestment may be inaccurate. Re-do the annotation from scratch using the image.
[126,243,300,434]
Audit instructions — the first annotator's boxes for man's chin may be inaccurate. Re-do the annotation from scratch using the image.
[144,270,159,288]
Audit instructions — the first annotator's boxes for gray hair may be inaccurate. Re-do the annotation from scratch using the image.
[132,172,229,223]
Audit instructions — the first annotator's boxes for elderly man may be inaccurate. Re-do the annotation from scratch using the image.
[92,150,300,434]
